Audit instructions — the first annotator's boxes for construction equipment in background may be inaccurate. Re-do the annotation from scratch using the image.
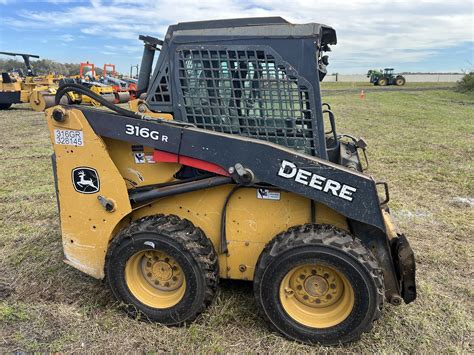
[102,64,131,103]
[78,81,115,106]
[122,77,138,99]
[79,62,96,80]
[61,78,115,106]
[48,17,416,346]
[126,65,139,98]
[367,68,406,86]
[63,61,115,106]
[0,51,66,111]
[130,64,139,79]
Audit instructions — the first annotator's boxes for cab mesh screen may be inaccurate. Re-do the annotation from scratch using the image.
[176,48,316,154]
[150,66,171,103]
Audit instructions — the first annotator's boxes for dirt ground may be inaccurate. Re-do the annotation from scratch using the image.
[0,83,472,352]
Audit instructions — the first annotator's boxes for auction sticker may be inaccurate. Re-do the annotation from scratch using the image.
[54,129,84,146]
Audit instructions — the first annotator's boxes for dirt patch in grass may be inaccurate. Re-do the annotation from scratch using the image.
[1,83,473,352]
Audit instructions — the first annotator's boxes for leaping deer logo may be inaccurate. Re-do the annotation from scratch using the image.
[77,170,97,190]
[72,167,99,193]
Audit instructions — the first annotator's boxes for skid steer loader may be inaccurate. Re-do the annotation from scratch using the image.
[45,17,416,345]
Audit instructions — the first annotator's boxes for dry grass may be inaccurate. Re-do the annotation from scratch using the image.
[0,83,473,352]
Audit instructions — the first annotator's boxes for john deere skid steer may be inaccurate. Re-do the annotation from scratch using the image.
[45,17,416,345]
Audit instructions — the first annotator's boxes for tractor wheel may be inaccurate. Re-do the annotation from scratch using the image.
[254,224,384,345]
[395,76,406,86]
[0,103,12,110]
[377,77,387,86]
[106,214,218,325]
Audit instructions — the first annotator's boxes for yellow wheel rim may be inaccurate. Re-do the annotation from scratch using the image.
[279,263,354,328]
[125,250,186,309]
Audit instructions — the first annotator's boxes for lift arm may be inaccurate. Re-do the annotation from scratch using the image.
[80,108,386,232]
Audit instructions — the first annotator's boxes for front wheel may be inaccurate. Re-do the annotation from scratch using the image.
[254,225,384,345]
[106,214,218,325]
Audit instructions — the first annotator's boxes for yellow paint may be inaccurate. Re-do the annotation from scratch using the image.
[80,85,114,106]
[279,264,355,328]
[382,210,399,240]
[128,98,173,120]
[1,74,64,110]
[46,106,132,278]
[46,107,351,281]
[102,138,180,189]
[125,250,186,308]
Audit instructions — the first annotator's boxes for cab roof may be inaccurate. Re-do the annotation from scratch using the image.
[164,17,337,45]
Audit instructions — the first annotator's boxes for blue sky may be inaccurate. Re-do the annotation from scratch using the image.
[0,0,472,74]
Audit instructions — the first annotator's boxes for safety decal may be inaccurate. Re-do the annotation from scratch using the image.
[54,129,84,146]
[134,152,146,164]
[257,188,281,200]
[71,167,100,194]
[145,154,156,164]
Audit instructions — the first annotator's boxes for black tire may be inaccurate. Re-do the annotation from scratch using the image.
[377,77,387,86]
[0,103,12,110]
[106,214,218,325]
[254,224,384,345]
[395,76,406,86]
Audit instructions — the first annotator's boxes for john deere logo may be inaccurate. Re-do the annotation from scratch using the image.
[72,167,100,194]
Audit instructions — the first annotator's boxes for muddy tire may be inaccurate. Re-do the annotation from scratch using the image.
[254,224,384,345]
[106,214,218,325]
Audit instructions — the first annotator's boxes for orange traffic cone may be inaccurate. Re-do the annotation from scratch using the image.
[360,90,365,100]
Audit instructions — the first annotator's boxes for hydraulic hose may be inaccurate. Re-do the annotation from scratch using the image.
[54,83,195,127]
[54,83,142,119]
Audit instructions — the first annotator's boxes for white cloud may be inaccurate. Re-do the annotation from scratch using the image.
[2,0,473,72]
[60,34,74,42]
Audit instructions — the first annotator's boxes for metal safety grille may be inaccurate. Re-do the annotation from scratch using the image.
[151,66,171,103]
[176,47,316,154]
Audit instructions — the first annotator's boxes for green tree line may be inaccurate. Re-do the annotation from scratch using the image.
[0,58,104,76]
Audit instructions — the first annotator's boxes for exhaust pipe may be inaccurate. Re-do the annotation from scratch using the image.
[137,35,163,97]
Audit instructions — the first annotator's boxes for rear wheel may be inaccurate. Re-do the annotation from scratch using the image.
[395,76,406,86]
[0,103,12,110]
[377,77,387,86]
[106,214,218,325]
[254,224,384,345]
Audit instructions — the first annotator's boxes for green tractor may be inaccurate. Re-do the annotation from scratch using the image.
[367,68,406,86]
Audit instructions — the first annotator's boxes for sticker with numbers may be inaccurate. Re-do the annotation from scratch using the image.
[257,188,281,200]
[54,129,84,146]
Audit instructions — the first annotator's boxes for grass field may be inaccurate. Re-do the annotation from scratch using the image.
[0,83,473,352]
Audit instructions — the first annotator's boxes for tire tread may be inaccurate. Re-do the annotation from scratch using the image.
[106,214,218,324]
[254,224,384,344]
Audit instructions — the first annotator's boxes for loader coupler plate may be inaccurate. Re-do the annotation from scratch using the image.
[392,234,416,304]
